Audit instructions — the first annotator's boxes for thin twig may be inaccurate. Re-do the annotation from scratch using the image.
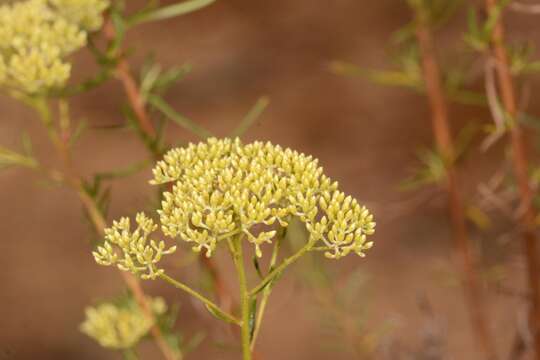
[413,7,498,360]
[485,2,540,359]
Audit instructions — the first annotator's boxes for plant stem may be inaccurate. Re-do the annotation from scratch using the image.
[413,8,497,360]
[122,348,139,360]
[158,273,240,325]
[231,236,252,360]
[250,240,314,297]
[484,1,540,359]
[250,228,283,351]
[32,99,180,360]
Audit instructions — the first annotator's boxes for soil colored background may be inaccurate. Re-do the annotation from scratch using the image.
[2,0,540,359]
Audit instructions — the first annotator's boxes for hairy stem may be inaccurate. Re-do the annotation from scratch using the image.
[484,1,540,359]
[413,8,497,360]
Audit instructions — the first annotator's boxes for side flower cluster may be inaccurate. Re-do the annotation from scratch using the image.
[93,213,177,280]
[93,138,375,279]
[80,296,166,349]
[0,0,109,95]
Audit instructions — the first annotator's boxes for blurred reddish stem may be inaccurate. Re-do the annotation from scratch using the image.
[101,12,233,316]
[37,99,179,360]
[413,9,498,360]
[484,1,540,359]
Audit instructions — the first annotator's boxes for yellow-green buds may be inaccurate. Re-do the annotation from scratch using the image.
[153,137,375,259]
[51,0,110,31]
[94,138,375,279]
[0,0,109,95]
[80,297,166,349]
[93,213,177,280]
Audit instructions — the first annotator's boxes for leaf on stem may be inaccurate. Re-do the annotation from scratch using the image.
[148,95,213,139]
[0,144,37,170]
[204,303,237,324]
[128,0,217,26]
[230,96,270,138]
[248,297,257,342]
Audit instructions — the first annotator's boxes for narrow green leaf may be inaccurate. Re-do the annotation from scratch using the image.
[230,96,270,138]
[248,297,257,342]
[148,95,213,139]
[129,0,216,26]
[253,256,263,279]
[0,146,38,170]
[204,303,237,324]
[330,61,421,89]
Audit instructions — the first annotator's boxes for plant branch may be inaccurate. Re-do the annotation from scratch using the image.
[32,99,180,360]
[231,236,252,360]
[250,228,283,351]
[485,1,540,359]
[413,7,498,360]
[250,240,314,297]
[158,273,240,325]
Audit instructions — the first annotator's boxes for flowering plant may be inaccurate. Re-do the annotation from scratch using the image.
[93,137,376,359]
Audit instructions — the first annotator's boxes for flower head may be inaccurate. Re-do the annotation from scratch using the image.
[0,0,109,95]
[93,213,177,280]
[51,0,110,31]
[80,296,166,349]
[153,138,375,259]
[94,138,375,278]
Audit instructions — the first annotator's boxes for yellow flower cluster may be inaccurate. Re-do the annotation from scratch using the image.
[0,0,108,95]
[51,0,109,31]
[94,138,375,278]
[152,138,375,259]
[80,297,166,349]
[93,213,177,280]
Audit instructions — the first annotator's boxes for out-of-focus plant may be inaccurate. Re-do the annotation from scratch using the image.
[332,1,500,359]
[464,1,540,359]
[0,0,269,358]
[92,137,376,360]
[81,296,167,355]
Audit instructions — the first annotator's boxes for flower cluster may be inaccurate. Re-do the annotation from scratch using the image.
[80,296,166,349]
[51,0,109,31]
[152,138,375,259]
[93,213,177,280]
[0,0,109,95]
[94,138,375,278]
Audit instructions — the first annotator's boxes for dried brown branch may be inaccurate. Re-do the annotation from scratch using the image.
[413,8,498,360]
[484,1,540,359]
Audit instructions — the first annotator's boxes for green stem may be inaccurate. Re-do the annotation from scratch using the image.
[122,348,139,360]
[231,236,252,360]
[249,240,315,297]
[250,229,283,350]
[31,98,62,148]
[159,273,240,325]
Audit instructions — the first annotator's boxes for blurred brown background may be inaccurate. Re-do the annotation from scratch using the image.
[2,0,540,359]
